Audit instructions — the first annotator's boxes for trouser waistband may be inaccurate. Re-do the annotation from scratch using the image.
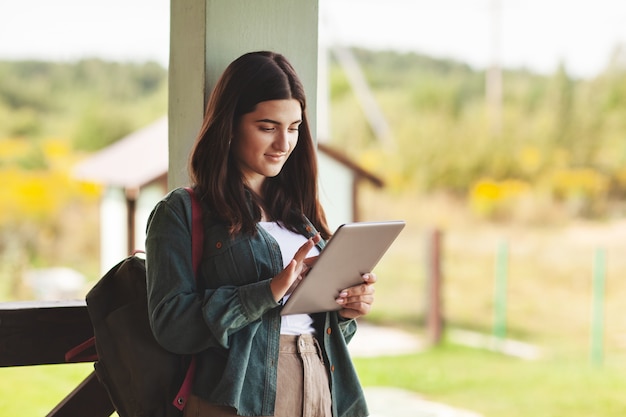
[279,334,321,355]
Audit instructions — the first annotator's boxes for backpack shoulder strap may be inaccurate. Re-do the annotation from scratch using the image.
[185,187,203,276]
[175,187,203,411]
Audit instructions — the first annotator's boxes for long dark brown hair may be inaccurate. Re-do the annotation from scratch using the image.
[189,51,331,238]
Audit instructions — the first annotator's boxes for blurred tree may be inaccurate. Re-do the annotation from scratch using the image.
[72,105,135,151]
[0,59,167,140]
[328,48,626,219]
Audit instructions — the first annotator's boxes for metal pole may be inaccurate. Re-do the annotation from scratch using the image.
[591,247,606,367]
[493,240,508,340]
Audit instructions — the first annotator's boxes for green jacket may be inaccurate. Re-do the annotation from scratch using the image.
[145,188,369,417]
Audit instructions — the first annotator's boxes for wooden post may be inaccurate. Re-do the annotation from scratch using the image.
[124,187,138,255]
[425,229,443,345]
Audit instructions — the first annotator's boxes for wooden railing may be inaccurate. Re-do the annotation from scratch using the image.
[0,301,114,417]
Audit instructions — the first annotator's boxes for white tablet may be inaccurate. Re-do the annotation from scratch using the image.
[280,220,406,315]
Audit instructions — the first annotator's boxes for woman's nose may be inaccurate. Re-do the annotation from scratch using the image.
[273,130,291,152]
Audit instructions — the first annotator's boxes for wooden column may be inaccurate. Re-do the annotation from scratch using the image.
[168,0,320,189]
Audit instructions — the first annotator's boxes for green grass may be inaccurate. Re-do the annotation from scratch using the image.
[354,341,626,417]
[0,363,94,416]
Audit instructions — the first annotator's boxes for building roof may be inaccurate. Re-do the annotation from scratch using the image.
[72,116,383,189]
[317,142,384,188]
[73,116,168,189]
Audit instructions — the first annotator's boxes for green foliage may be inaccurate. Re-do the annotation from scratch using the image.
[72,104,135,151]
[330,47,626,220]
[0,59,168,147]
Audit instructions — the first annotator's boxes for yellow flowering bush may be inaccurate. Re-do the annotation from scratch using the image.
[469,178,531,219]
[546,168,609,215]
[0,137,101,226]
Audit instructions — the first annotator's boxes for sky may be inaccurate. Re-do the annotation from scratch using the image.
[324,0,626,78]
[1,0,626,78]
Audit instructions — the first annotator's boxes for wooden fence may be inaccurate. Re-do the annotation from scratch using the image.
[0,300,114,416]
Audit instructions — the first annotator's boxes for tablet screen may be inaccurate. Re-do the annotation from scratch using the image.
[280,220,405,315]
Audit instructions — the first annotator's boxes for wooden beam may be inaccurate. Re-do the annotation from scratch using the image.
[47,371,115,417]
[317,143,385,188]
[0,301,94,367]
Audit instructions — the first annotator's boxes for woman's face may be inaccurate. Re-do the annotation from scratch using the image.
[232,99,302,195]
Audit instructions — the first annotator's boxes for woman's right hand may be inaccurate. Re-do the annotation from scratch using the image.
[270,234,321,302]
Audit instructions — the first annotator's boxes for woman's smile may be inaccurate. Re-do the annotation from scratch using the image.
[265,152,287,161]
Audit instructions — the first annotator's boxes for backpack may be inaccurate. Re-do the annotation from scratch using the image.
[67,187,203,417]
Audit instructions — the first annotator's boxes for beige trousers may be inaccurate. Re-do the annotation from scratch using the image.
[184,334,332,417]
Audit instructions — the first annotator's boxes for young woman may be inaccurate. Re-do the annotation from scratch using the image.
[145,51,375,417]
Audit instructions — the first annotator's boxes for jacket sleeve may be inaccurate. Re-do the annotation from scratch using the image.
[145,189,279,354]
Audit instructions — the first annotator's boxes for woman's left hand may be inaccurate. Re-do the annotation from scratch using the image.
[336,273,376,320]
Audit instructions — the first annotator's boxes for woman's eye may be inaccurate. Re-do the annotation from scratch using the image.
[261,127,275,132]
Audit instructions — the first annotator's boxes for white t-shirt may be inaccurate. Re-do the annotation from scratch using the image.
[259,221,320,335]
